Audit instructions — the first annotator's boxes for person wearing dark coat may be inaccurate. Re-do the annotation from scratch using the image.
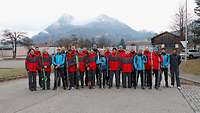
[170,49,181,89]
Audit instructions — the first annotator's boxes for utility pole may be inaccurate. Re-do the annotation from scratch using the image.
[185,0,188,62]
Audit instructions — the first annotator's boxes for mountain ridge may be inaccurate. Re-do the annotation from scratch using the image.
[32,14,156,43]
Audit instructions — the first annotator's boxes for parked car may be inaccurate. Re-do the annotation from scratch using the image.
[180,49,200,59]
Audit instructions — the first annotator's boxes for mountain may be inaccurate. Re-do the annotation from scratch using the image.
[32,14,155,43]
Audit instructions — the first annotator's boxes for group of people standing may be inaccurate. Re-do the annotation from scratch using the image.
[25,45,182,91]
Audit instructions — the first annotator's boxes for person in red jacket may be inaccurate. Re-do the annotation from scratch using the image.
[118,46,125,87]
[152,48,163,89]
[104,48,111,86]
[86,49,97,89]
[108,48,120,89]
[78,49,87,88]
[121,50,133,88]
[82,48,89,86]
[130,49,137,88]
[41,49,52,90]
[25,48,38,91]
[34,47,43,88]
[67,49,77,90]
[144,47,153,89]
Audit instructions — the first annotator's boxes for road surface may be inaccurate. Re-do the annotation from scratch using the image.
[0,78,194,113]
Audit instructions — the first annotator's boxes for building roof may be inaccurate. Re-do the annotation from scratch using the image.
[151,31,181,41]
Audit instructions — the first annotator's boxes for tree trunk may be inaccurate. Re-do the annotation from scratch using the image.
[11,39,15,59]
[13,39,17,59]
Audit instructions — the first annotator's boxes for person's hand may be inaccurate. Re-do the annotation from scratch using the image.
[44,66,47,68]
[87,67,90,71]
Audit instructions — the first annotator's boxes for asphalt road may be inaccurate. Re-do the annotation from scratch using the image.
[0,78,194,113]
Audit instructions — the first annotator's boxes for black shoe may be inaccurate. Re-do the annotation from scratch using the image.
[68,87,72,90]
[142,87,145,90]
[155,86,159,90]
[53,87,57,90]
[81,86,84,88]
[29,88,33,91]
[76,87,79,89]
[47,87,50,90]
[64,87,66,90]
[42,88,45,90]
[149,87,152,89]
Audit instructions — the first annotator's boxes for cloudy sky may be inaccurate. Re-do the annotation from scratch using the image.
[0,0,197,37]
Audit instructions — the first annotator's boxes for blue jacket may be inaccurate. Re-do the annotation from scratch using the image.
[99,56,107,71]
[134,55,147,71]
[52,53,65,68]
[161,53,170,68]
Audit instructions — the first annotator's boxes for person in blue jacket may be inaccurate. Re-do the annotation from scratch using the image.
[134,49,147,89]
[98,50,108,88]
[160,48,170,87]
[52,47,66,90]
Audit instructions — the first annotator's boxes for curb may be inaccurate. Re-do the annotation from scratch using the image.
[0,75,27,82]
[180,76,200,86]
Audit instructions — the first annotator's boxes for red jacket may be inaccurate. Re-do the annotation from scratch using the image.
[109,52,120,71]
[152,52,163,70]
[67,52,76,73]
[121,52,133,73]
[42,52,52,72]
[144,51,152,70]
[104,51,111,58]
[118,50,125,58]
[34,50,42,70]
[87,52,97,71]
[78,52,86,72]
[25,53,38,72]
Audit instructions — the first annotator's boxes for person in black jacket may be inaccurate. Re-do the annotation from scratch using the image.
[170,48,181,89]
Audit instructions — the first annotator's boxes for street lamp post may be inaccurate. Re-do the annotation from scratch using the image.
[185,0,188,62]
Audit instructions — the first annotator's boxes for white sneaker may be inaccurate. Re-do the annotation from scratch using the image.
[177,87,181,90]
[169,85,174,88]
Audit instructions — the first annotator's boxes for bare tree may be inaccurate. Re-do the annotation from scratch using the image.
[170,5,192,40]
[96,36,111,48]
[2,30,27,58]
[194,0,200,16]
[18,37,33,49]
[55,38,71,48]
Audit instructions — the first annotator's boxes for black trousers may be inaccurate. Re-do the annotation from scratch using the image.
[42,71,51,89]
[98,70,107,88]
[28,72,37,91]
[80,72,85,87]
[153,69,160,88]
[37,70,43,88]
[75,72,80,88]
[122,72,132,88]
[146,69,152,88]
[161,68,168,87]
[109,70,120,88]
[88,70,96,87]
[85,70,88,86]
[136,70,145,87]
[53,68,66,89]
[68,72,76,88]
[131,70,137,88]
[171,69,181,87]
[96,65,100,85]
